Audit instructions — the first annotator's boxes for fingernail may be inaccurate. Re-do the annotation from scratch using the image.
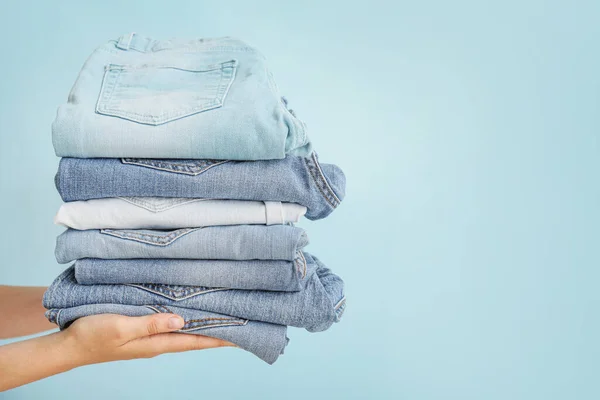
[168,317,184,329]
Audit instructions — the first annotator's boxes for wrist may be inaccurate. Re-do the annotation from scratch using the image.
[53,329,87,370]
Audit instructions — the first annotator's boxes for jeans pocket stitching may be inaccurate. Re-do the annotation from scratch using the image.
[129,284,229,300]
[146,305,248,330]
[118,197,208,213]
[100,228,199,246]
[96,60,237,125]
[121,158,230,176]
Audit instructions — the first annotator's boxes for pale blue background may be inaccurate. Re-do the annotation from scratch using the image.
[0,0,598,398]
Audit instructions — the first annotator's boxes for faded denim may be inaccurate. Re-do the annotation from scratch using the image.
[74,252,312,291]
[55,225,308,264]
[55,198,307,230]
[43,253,346,332]
[55,152,345,220]
[45,303,288,364]
[52,33,311,160]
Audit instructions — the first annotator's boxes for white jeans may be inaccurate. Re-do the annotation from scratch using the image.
[55,197,306,230]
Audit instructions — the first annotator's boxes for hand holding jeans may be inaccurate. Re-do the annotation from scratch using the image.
[0,286,234,392]
[63,313,235,366]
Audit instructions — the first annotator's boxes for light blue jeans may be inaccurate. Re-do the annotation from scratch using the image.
[56,152,345,220]
[43,253,346,332]
[55,225,308,264]
[46,304,288,364]
[74,252,312,291]
[52,33,311,160]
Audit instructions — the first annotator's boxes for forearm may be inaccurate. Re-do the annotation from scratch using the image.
[0,286,56,338]
[0,331,80,391]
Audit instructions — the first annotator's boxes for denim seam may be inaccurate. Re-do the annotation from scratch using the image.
[263,67,306,149]
[146,305,249,329]
[304,152,340,209]
[279,98,307,149]
[103,62,235,119]
[295,251,307,279]
[96,61,237,124]
[334,296,346,310]
[310,152,341,204]
[181,320,248,330]
[128,284,229,301]
[117,32,134,50]
[117,197,209,213]
[45,267,71,307]
[216,60,237,110]
[100,228,199,246]
[103,67,122,109]
[95,67,121,117]
[104,40,258,55]
[334,298,347,320]
[55,309,62,326]
[121,158,230,176]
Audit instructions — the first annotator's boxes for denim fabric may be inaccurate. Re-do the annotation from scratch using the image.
[55,225,308,264]
[55,198,306,230]
[74,252,312,291]
[52,33,311,160]
[43,253,346,332]
[55,152,345,220]
[45,303,288,364]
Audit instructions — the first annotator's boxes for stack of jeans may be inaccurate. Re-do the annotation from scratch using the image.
[43,33,347,364]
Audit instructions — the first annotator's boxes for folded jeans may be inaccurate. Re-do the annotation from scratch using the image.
[45,303,288,364]
[73,252,312,291]
[44,253,346,332]
[52,33,311,160]
[55,198,306,230]
[55,225,308,264]
[55,152,345,221]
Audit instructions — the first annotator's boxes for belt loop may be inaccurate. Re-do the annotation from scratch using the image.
[264,201,284,225]
[116,32,135,50]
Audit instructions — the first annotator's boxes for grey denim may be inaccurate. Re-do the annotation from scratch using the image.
[45,303,288,364]
[55,152,345,220]
[74,252,312,291]
[55,225,308,264]
[43,253,346,332]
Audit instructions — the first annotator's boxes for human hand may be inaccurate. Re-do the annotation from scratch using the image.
[0,313,235,391]
[60,313,235,366]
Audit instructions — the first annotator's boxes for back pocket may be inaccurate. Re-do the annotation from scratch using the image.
[96,60,237,125]
[100,228,199,246]
[129,284,229,301]
[121,158,229,175]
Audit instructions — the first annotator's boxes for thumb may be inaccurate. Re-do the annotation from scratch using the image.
[120,313,185,340]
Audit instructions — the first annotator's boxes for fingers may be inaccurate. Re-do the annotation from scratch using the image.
[117,313,185,341]
[125,333,236,358]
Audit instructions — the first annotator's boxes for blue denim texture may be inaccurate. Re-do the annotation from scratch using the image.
[45,303,288,364]
[55,152,345,220]
[74,252,312,291]
[43,253,346,332]
[52,33,312,160]
[55,225,308,264]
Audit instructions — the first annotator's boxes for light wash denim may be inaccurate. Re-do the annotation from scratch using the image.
[55,225,308,264]
[45,303,288,364]
[43,253,345,332]
[52,32,311,160]
[56,152,345,220]
[55,198,306,230]
[74,252,312,291]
